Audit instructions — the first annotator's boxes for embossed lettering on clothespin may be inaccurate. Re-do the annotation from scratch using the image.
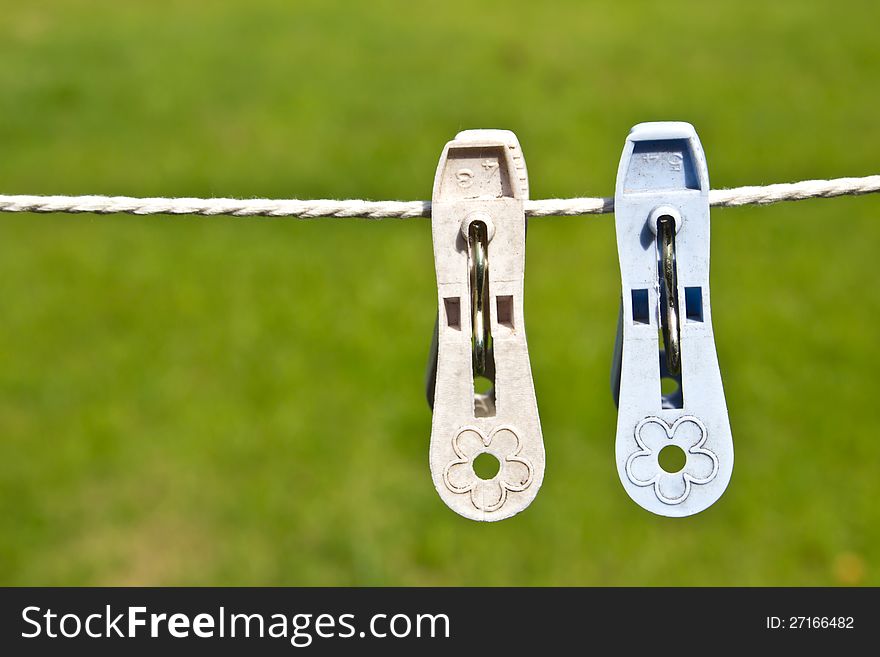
[611,122,733,517]
[426,129,544,521]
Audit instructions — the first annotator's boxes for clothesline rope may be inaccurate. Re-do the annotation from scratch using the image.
[1,175,878,219]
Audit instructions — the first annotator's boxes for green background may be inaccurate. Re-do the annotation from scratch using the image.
[0,0,877,586]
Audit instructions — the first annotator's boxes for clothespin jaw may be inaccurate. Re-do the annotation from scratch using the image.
[427,129,544,521]
[612,122,733,517]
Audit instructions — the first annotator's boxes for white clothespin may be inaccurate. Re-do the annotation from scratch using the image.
[611,122,733,517]
[426,129,544,521]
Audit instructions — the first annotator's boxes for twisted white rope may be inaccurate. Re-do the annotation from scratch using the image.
[1,175,878,219]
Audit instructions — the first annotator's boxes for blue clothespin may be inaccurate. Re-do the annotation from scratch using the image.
[611,122,733,516]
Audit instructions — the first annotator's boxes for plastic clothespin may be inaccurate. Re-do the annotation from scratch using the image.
[425,129,544,521]
[611,122,733,517]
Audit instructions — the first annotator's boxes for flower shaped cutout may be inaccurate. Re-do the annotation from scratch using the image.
[626,416,718,505]
[443,426,533,512]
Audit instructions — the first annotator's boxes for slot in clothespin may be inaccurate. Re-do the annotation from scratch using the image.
[426,129,544,521]
[611,122,733,517]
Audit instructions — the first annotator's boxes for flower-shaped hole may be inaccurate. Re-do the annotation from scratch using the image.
[473,452,501,480]
[625,416,719,505]
[443,427,534,512]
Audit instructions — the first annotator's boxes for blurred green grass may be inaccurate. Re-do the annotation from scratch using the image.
[0,0,878,585]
